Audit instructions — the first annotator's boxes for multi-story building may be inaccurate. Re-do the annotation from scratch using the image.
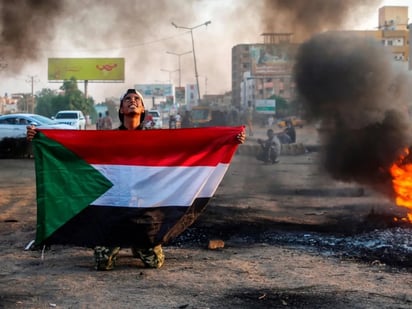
[232,6,410,109]
[232,33,299,109]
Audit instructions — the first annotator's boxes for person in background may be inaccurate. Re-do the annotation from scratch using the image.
[175,113,182,128]
[181,110,193,128]
[283,120,296,143]
[245,101,254,136]
[27,88,246,271]
[101,110,113,130]
[96,112,103,130]
[267,115,274,129]
[256,128,281,164]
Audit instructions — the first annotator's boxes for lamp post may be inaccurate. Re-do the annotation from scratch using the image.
[166,50,192,87]
[160,68,179,85]
[171,20,211,102]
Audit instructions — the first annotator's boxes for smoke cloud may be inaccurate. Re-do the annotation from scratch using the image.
[0,0,402,104]
[294,31,412,196]
[0,0,63,72]
[260,0,382,41]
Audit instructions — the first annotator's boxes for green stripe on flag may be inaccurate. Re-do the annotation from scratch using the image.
[33,132,113,245]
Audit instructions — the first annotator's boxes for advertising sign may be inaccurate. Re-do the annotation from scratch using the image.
[186,84,198,107]
[255,99,276,114]
[249,45,294,77]
[135,84,173,97]
[48,58,125,82]
[175,87,185,105]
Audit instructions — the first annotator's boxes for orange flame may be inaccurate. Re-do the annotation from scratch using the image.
[389,147,412,222]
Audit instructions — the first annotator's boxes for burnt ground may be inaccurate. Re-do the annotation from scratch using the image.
[1,125,412,308]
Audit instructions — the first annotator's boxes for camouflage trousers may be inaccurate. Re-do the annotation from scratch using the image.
[94,245,165,271]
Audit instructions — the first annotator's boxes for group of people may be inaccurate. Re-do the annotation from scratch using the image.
[26,88,246,271]
[96,110,113,130]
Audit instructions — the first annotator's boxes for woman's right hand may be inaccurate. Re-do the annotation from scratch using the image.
[26,125,37,141]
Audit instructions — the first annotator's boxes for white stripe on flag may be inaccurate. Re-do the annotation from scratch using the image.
[90,163,229,208]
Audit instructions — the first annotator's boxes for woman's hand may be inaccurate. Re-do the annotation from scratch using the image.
[26,125,37,141]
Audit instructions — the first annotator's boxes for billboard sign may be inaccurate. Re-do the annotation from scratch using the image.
[255,99,276,114]
[175,86,185,105]
[135,84,173,97]
[249,45,294,76]
[186,84,198,107]
[48,58,125,82]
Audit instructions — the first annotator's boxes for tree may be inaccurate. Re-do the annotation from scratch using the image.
[60,78,91,113]
[267,94,289,117]
[35,78,95,121]
[35,88,58,117]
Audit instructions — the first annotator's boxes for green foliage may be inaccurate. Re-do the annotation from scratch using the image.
[267,94,289,117]
[35,77,95,119]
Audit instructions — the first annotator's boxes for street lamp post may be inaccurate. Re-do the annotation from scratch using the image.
[171,20,211,102]
[166,50,192,88]
[160,68,179,84]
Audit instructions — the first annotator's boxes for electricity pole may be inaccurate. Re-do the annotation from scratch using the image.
[26,75,39,113]
[171,20,211,102]
[166,50,192,87]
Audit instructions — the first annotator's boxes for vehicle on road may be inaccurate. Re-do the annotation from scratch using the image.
[54,110,86,130]
[277,116,305,128]
[191,106,212,127]
[0,113,75,158]
[0,113,75,140]
[146,110,163,129]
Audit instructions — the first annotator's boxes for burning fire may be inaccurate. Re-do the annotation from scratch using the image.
[390,147,412,222]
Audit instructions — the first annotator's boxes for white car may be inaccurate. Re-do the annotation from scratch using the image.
[0,113,75,140]
[146,110,163,129]
[54,110,86,130]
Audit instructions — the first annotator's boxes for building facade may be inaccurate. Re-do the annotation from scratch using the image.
[231,6,410,110]
[232,34,299,109]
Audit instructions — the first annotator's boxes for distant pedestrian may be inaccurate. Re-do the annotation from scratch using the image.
[245,101,254,136]
[181,110,193,128]
[96,112,103,130]
[268,115,274,129]
[101,111,113,130]
[175,113,181,128]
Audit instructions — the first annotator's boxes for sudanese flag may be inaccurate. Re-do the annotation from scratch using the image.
[32,127,242,248]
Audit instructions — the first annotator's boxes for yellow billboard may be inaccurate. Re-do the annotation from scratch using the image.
[48,58,125,82]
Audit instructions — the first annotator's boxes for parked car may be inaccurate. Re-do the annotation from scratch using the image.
[54,110,86,130]
[0,113,75,140]
[146,110,163,129]
[0,113,75,158]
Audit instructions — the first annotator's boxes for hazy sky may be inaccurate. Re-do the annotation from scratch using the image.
[0,0,410,103]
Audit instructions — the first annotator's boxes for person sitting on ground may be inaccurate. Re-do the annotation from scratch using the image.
[256,128,281,164]
[283,120,296,143]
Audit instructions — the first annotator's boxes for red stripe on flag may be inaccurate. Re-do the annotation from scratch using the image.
[38,126,243,166]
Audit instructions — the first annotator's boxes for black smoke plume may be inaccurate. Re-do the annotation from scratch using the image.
[294,32,412,195]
